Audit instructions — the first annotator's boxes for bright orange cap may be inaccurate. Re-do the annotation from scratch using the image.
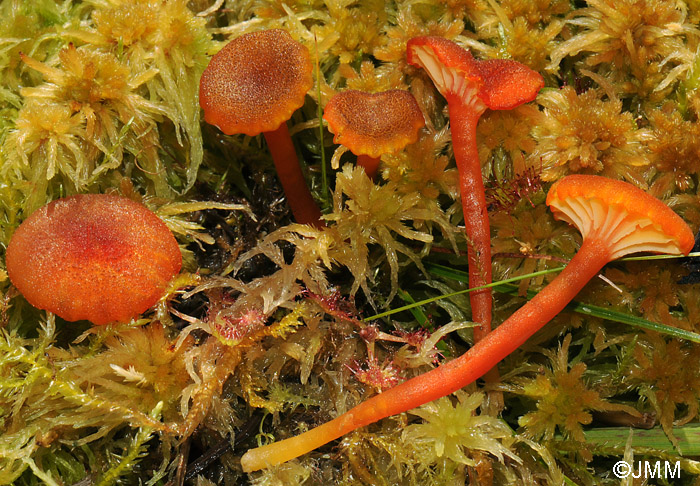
[546,175,695,259]
[199,29,313,136]
[323,90,425,159]
[406,36,544,110]
[6,194,182,325]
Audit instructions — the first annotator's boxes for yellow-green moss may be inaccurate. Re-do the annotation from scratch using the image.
[1,0,700,484]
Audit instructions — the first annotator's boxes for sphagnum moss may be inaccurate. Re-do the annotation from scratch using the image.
[529,85,651,185]
[2,1,700,485]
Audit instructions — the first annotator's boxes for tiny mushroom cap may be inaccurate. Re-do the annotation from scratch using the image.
[6,194,182,325]
[199,29,313,137]
[406,36,544,110]
[547,175,695,259]
[323,89,425,159]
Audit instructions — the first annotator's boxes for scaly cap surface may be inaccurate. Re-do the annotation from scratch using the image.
[199,29,313,136]
[6,194,182,325]
[323,90,425,158]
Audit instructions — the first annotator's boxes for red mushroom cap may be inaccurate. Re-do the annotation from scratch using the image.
[199,29,313,136]
[406,36,544,110]
[323,90,425,158]
[546,175,695,259]
[6,194,182,325]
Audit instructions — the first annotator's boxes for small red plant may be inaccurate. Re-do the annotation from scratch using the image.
[212,307,267,345]
[485,165,544,213]
[348,357,402,393]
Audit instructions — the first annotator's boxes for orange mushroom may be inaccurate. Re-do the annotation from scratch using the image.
[6,194,182,325]
[323,89,425,179]
[407,36,544,342]
[199,29,323,227]
[240,175,693,471]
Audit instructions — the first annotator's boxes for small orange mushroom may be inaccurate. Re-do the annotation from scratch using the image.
[240,175,693,471]
[407,36,544,343]
[323,89,425,179]
[6,194,182,325]
[199,29,323,227]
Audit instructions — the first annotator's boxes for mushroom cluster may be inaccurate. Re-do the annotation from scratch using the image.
[5,22,693,478]
[195,30,695,472]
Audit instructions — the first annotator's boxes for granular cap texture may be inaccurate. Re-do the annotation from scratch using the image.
[199,29,313,136]
[6,194,182,325]
[323,90,425,158]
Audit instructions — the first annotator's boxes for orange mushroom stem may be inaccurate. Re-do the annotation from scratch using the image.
[6,194,182,325]
[323,89,425,180]
[406,37,544,343]
[357,154,381,179]
[240,175,694,471]
[199,29,323,228]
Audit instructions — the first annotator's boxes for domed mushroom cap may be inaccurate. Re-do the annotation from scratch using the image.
[199,29,313,136]
[406,36,544,110]
[323,90,425,159]
[546,175,695,259]
[6,194,182,325]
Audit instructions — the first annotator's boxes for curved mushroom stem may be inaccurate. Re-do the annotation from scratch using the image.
[263,123,324,228]
[448,101,492,343]
[240,237,610,472]
[356,154,381,180]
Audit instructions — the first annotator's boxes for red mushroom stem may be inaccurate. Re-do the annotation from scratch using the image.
[449,100,492,343]
[264,124,323,226]
[406,37,544,344]
[356,154,381,180]
[240,175,694,472]
[240,238,604,471]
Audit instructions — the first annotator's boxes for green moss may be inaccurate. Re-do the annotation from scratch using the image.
[1,0,700,484]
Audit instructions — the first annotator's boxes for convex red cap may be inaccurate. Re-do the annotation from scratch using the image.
[199,29,313,136]
[6,194,182,325]
[323,90,425,158]
[406,36,544,110]
[547,175,695,259]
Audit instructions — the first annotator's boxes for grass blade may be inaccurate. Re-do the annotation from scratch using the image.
[580,425,700,455]
[366,262,700,344]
